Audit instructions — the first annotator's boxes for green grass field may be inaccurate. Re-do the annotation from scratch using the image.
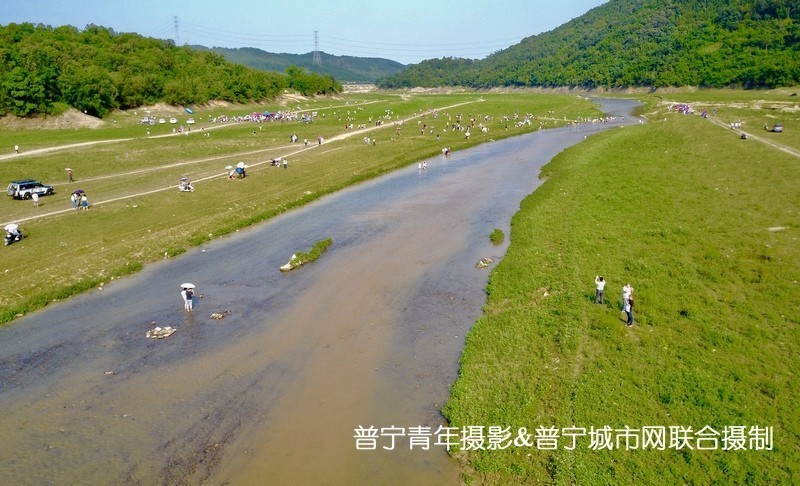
[0,92,600,322]
[444,94,799,483]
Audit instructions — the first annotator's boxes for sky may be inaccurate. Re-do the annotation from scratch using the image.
[1,0,609,65]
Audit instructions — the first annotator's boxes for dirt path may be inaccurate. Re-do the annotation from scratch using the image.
[706,115,800,158]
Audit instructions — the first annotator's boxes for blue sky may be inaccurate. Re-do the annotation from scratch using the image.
[1,0,608,64]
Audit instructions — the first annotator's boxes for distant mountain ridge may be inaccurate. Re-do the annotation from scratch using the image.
[191,46,406,83]
[379,0,800,88]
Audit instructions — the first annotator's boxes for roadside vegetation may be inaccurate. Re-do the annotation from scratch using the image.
[444,90,799,483]
[0,91,600,323]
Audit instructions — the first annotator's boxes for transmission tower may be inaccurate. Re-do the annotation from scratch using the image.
[173,16,180,46]
[312,31,321,65]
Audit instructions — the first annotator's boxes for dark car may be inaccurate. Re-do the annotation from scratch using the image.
[6,180,55,199]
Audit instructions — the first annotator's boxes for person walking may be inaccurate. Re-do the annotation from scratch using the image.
[594,276,605,304]
[66,168,74,183]
[80,193,88,210]
[625,296,635,327]
[283,158,288,169]
[31,192,39,208]
[70,192,78,210]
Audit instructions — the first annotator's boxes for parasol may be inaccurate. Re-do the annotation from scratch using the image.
[180,283,196,289]
[225,165,233,170]
[4,223,19,232]
[73,189,84,194]
[179,177,189,181]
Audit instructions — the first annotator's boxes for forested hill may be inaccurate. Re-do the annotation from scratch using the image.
[379,0,800,89]
[0,23,342,118]
[193,46,406,83]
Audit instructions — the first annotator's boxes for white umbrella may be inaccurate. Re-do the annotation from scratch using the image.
[180,283,195,289]
[4,223,19,232]
[236,161,246,168]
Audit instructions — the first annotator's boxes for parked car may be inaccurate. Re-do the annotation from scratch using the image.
[159,118,166,124]
[186,118,195,125]
[772,123,783,133]
[169,117,178,124]
[7,180,55,199]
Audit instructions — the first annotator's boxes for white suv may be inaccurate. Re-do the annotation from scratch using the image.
[7,180,55,199]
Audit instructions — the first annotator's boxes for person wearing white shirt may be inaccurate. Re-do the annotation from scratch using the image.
[594,276,606,304]
[622,283,633,312]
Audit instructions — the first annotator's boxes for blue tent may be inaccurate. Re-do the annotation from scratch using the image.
[185,107,194,114]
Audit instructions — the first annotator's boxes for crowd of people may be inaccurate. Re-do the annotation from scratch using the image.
[70,191,89,210]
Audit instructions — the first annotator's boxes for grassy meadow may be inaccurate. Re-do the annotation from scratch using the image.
[0,92,600,322]
[444,92,799,483]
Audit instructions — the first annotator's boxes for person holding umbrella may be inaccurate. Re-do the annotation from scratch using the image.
[71,190,83,210]
[180,283,195,311]
[65,168,74,183]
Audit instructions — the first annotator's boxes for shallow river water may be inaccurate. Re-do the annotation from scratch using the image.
[0,99,639,485]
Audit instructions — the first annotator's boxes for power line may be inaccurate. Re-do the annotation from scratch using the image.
[142,19,176,41]
[180,20,309,44]
[324,34,525,49]
[142,19,523,62]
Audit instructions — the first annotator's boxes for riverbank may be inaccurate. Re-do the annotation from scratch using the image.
[444,98,799,483]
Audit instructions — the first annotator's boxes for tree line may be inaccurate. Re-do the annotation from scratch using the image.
[378,0,800,89]
[0,23,342,118]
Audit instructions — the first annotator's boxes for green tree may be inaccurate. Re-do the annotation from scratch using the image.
[0,22,342,117]
[59,64,118,117]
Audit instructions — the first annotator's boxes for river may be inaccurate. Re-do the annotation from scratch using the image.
[0,99,640,485]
